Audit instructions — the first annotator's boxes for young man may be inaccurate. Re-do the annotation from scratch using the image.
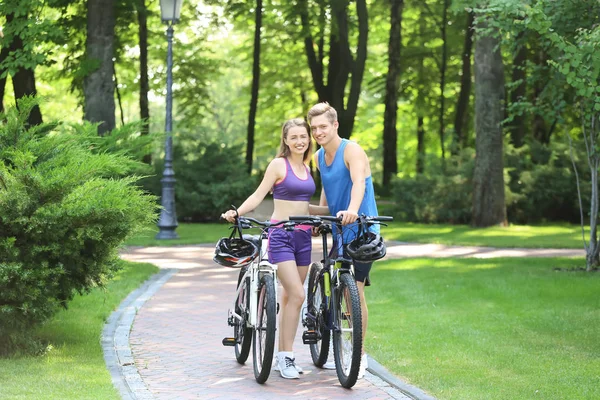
[307,102,380,379]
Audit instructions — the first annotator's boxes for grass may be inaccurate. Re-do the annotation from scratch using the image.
[380,222,589,248]
[125,221,590,249]
[367,257,600,400]
[0,261,158,400]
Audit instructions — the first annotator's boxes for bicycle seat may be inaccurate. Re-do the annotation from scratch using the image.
[242,234,261,247]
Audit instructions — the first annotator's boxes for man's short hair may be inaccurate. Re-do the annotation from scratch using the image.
[307,102,338,124]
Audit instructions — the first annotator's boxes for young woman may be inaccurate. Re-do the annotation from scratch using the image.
[222,118,315,379]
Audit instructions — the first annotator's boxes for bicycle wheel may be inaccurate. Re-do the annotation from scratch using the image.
[252,273,276,383]
[332,272,362,388]
[234,270,252,364]
[306,262,330,367]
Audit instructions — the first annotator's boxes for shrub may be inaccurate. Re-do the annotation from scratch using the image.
[144,138,257,222]
[0,98,158,355]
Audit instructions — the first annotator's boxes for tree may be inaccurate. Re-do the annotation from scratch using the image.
[246,0,263,174]
[0,2,50,125]
[135,0,151,162]
[471,16,506,227]
[298,0,368,139]
[84,0,117,135]
[382,0,404,188]
[452,10,474,153]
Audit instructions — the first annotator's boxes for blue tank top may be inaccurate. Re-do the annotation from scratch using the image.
[317,139,379,241]
[272,157,315,202]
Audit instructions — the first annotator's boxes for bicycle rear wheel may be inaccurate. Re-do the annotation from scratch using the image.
[332,272,362,388]
[234,270,252,364]
[253,273,276,383]
[306,262,330,367]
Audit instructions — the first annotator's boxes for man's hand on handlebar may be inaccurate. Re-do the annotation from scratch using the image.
[336,210,358,226]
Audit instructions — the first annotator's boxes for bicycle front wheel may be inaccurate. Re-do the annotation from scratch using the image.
[306,262,330,367]
[234,271,252,364]
[332,272,362,388]
[253,273,276,383]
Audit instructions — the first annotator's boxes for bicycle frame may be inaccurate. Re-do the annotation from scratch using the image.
[229,230,278,329]
[316,222,353,333]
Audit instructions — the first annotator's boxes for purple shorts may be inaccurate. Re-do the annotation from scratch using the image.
[268,227,312,266]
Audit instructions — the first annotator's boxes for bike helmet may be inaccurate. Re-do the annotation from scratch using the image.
[346,232,386,262]
[213,237,258,268]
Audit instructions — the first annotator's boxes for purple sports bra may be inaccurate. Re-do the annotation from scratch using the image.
[272,158,316,202]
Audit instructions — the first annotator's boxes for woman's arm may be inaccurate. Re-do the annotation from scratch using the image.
[222,158,284,221]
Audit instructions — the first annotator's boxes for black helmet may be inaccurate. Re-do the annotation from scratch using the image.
[346,231,386,262]
[213,237,258,268]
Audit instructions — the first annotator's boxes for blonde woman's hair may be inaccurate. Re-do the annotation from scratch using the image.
[277,118,313,163]
[307,102,338,124]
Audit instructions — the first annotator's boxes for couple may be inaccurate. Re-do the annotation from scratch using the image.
[221,102,380,380]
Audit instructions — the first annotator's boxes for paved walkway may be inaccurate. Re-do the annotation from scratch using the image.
[109,240,583,400]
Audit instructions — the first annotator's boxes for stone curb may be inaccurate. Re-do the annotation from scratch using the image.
[102,268,177,400]
[366,356,437,400]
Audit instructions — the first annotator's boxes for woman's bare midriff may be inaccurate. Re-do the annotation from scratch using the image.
[271,199,311,221]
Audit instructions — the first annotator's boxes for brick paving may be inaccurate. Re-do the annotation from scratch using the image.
[119,243,423,400]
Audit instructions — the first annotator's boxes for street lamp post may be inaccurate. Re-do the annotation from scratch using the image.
[156,0,183,239]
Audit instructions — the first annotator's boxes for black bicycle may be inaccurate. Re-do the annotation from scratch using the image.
[289,214,392,388]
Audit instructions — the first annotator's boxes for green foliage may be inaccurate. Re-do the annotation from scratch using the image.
[391,149,475,224]
[144,137,257,222]
[391,139,588,225]
[506,140,588,224]
[0,98,158,355]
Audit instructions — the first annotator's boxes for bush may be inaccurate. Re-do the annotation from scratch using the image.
[144,138,257,222]
[391,149,475,224]
[390,140,588,225]
[0,98,158,355]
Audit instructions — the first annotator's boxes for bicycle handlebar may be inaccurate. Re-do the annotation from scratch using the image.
[289,214,393,225]
[235,217,291,229]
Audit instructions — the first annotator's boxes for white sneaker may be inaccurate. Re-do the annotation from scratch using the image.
[278,356,300,379]
[358,353,368,379]
[323,360,336,369]
[274,355,303,374]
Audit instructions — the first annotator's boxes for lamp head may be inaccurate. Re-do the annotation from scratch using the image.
[160,0,183,23]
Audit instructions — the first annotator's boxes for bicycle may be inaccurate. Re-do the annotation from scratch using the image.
[289,214,392,388]
[215,213,291,384]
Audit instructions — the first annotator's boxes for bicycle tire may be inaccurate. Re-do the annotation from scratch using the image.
[234,273,252,364]
[307,262,330,367]
[252,273,276,383]
[332,272,362,388]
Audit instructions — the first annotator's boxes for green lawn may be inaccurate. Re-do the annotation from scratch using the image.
[380,222,589,248]
[367,257,600,400]
[125,221,589,249]
[0,261,158,400]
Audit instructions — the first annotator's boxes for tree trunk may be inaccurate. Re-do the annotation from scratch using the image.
[0,45,8,114]
[84,0,116,136]
[4,12,42,126]
[300,0,368,139]
[438,0,449,162]
[532,48,549,144]
[416,116,425,174]
[452,11,474,154]
[136,0,151,163]
[246,0,262,174]
[472,20,507,227]
[508,31,527,148]
[382,0,404,189]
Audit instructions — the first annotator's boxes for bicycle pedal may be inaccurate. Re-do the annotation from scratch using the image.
[222,337,236,347]
[302,330,319,344]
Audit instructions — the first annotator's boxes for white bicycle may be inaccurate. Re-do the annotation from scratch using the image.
[215,213,290,384]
